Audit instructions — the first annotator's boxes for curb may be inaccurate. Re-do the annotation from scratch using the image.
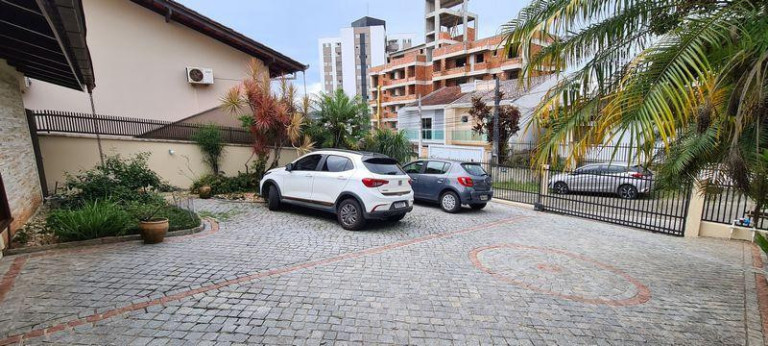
[2,222,205,257]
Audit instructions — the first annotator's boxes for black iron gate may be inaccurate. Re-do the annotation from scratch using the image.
[488,162,691,236]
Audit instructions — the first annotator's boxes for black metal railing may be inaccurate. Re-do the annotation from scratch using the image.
[702,182,767,229]
[507,142,663,166]
[540,167,690,236]
[480,161,540,205]
[30,110,253,144]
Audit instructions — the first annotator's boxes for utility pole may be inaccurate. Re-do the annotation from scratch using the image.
[492,76,500,164]
[417,94,423,158]
[376,84,382,129]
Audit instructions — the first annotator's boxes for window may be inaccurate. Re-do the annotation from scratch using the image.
[461,163,487,176]
[323,156,353,172]
[425,161,449,174]
[421,118,433,140]
[363,158,405,175]
[475,53,484,63]
[403,161,424,174]
[294,155,322,171]
[455,57,467,67]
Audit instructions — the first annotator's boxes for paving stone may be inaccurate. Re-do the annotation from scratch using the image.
[0,199,762,344]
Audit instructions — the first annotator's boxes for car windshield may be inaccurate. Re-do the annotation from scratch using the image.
[363,158,405,175]
[461,163,487,176]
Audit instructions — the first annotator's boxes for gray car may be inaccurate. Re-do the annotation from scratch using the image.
[402,160,493,212]
[548,162,653,199]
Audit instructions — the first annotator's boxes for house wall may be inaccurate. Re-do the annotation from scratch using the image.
[0,60,43,249]
[21,0,261,121]
[37,134,300,192]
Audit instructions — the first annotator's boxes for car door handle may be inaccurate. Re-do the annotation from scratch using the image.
[437,179,444,183]
[303,174,312,178]
[336,176,347,180]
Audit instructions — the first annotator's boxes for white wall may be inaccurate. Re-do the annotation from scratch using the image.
[369,26,387,68]
[340,27,357,97]
[22,0,262,121]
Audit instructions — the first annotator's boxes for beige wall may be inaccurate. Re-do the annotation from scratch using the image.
[22,0,261,121]
[38,134,299,191]
[0,60,44,249]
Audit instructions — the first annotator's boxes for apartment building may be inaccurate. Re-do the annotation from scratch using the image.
[369,32,551,127]
[318,17,415,98]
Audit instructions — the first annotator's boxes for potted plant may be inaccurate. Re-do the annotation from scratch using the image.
[138,204,169,244]
[198,185,212,199]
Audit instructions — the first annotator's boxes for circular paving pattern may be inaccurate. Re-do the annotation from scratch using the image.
[470,244,651,306]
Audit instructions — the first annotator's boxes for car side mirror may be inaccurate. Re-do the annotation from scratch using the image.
[285,163,293,172]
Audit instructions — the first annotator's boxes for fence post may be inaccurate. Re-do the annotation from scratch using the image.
[535,164,549,211]
[684,182,705,238]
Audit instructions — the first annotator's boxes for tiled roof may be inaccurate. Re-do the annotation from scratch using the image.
[419,86,464,106]
[405,77,551,108]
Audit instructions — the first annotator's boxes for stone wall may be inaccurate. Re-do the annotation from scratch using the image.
[0,60,43,250]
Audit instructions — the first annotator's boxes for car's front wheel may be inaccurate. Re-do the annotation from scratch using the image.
[266,185,281,211]
[337,198,366,230]
[618,184,639,199]
[440,191,461,213]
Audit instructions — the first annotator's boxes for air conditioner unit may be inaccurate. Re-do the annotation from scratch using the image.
[186,67,214,85]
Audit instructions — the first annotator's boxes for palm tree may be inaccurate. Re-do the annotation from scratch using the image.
[503,1,768,223]
[360,128,415,163]
[220,59,311,179]
[312,89,369,149]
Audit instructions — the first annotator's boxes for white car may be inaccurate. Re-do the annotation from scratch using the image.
[259,150,414,230]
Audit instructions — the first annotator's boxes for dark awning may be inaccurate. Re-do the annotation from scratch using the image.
[0,0,95,91]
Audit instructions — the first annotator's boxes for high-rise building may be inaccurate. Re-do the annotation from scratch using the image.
[318,17,415,98]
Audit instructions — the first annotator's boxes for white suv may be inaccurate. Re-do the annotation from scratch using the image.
[259,150,414,230]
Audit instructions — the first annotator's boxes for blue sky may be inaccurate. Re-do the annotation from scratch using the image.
[177,0,526,95]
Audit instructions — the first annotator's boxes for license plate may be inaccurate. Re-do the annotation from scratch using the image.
[394,202,407,209]
[479,195,488,201]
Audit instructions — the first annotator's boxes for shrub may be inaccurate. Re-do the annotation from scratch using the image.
[360,128,415,163]
[124,201,200,231]
[63,153,163,205]
[191,172,258,195]
[47,201,133,242]
[191,124,225,174]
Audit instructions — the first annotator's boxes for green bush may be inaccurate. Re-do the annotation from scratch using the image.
[124,201,200,231]
[360,128,415,164]
[63,153,163,206]
[191,124,225,174]
[47,201,134,242]
[191,172,258,195]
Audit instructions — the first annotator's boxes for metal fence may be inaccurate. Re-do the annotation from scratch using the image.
[472,145,692,235]
[540,167,690,236]
[30,110,253,144]
[702,182,767,230]
[508,142,662,166]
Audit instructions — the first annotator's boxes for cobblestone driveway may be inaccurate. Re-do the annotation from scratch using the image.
[0,199,765,345]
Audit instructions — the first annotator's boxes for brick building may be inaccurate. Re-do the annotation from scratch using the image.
[368,34,550,128]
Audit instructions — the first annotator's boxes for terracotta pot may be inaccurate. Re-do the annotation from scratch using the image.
[198,185,212,199]
[139,218,169,244]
